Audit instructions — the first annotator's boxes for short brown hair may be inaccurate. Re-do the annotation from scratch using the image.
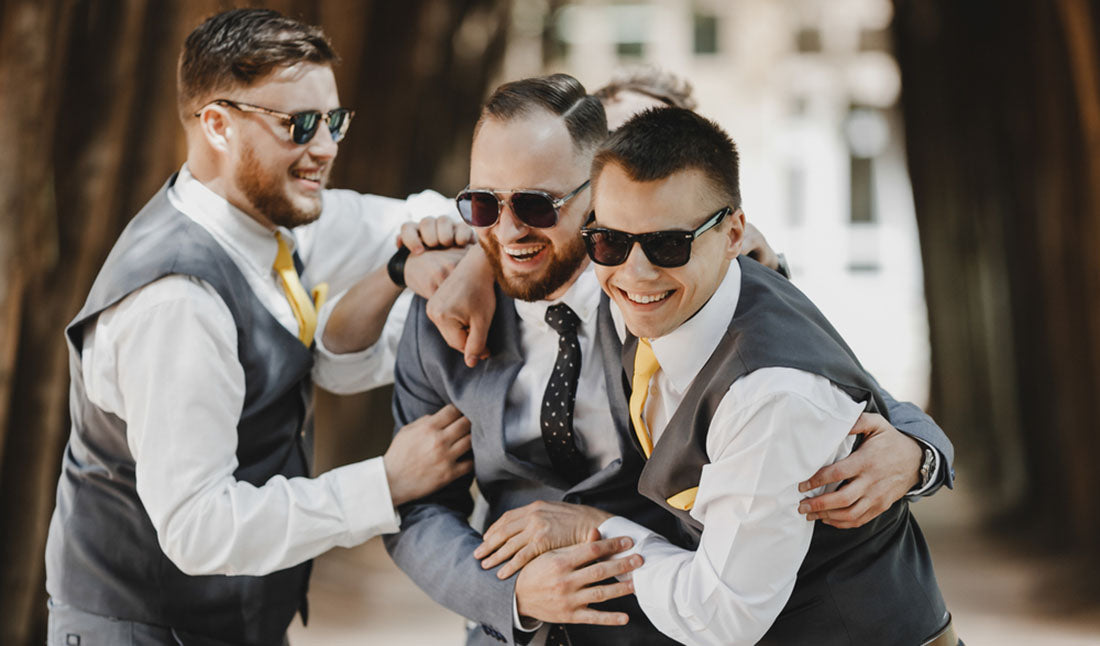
[594,66,697,111]
[593,107,740,209]
[478,74,607,153]
[177,8,337,119]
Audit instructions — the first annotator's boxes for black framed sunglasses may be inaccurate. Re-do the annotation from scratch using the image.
[580,206,733,268]
[194,99,355,145]
[455,180,590,228]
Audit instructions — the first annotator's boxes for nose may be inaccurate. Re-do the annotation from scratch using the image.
[306,122,338,160]
[619,241,660,280]
[493,197,530,243]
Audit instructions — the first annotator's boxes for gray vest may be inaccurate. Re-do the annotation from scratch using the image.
[46,175,315,645]
[621,257,947,644]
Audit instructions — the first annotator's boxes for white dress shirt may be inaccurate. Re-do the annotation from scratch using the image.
[600,261,866,645]
[80,165,451,576]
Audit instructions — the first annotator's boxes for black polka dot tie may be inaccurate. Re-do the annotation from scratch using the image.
[541,303,588,485]
[545,623,573,645]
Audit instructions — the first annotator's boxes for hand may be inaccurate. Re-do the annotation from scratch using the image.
[397,215,474,253]
[515,531,642,626]
[797,412,923,529]
[404,247,467,300]
[425,244,495,367]
[384,404,473,506]
[474,501,613,579]
[742,222,780,271]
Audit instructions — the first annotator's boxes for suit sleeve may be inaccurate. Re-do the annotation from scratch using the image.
[382,296,521,645]
[878,384,956,495]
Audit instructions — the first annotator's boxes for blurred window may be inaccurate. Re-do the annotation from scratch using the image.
[797,27,822,53]
[693,12,719,54]
[858,29,891,52]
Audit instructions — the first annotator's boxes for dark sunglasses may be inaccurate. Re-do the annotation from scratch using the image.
[455,180,590,228]
[580,206,733,268]
[193,99,355,145]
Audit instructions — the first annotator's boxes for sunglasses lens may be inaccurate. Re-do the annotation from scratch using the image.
[291,111,322,144]
[328,109,352,142]
[583,230,632,266]
[457,191,501,226]
[510,192,558,228]
[643,234,692,267]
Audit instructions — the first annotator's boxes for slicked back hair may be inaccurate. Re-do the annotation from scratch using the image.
[178,8,337,120]
[594,65,697,111]
[592,107,741,210]
[477,74,607,153]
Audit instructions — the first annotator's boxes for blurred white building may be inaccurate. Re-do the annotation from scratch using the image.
[501,0,931,404]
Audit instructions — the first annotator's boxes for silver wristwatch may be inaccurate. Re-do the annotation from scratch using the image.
[917,447,936,490]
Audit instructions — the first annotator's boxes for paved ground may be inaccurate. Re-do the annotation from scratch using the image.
[288,490,1100,645]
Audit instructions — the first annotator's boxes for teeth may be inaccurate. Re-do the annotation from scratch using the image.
[292,170,322,181]
[625,290,672,304]
[505,246,543,260]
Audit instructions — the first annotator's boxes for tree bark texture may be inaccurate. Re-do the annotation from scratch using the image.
[894,0,1100,577]
[0,1,510,643]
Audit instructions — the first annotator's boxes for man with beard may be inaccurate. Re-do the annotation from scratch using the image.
[44,9,474,645]
[357,74,953,646]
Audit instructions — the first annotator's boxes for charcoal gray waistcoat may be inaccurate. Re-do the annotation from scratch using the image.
[46,175,315,645]
[621,257,948,645]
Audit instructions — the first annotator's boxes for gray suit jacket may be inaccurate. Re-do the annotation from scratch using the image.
[384,290,955,646]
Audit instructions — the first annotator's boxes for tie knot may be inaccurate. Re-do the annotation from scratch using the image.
[273,231,295,272]
[634,338,661,380]
[545,303,581,336]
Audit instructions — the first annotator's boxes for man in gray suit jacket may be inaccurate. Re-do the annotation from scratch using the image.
[327,74,955,645]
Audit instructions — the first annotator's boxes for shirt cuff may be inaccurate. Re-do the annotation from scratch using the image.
[907,437,942,496]
[329,456,401,542]
[513,593,542,632]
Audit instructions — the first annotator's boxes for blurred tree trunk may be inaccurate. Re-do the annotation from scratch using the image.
[0,1,510,643]
[895,0,1100,584]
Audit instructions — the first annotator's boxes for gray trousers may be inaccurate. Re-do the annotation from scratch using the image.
[47,599,290,646]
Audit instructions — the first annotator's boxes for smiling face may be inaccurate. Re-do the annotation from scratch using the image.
[470,111,592,302]
[221,62,341,229]
[591,163,744,339]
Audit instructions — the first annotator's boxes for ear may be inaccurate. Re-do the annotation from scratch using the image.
[195,104,234,153]
[724,208,746,260]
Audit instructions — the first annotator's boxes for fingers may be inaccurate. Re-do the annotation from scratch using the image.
[562,536,634,569]
[463,315,491,368]
[455,223,474,246]
[427,403,463,426]
[448,434,472,459]
[480,534,524,571]
[440,414,471,443]
[399,221,425,254]
[576,579,636,608]
[567,608,630,627]
[798,480,865,515]
[417,217,442,249]
[817,497,876,529]
[497,543,539,580]
[798,453,864,492]
[574,553,643,587]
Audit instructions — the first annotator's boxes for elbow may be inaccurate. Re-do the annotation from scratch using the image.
[156,502,237,576]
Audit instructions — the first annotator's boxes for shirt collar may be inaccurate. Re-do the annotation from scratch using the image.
[649,259,742,394]
[514,264,601,333]
[168,164,296,276]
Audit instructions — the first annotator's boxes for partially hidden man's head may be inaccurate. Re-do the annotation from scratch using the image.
[594,66,697,131]
[587,107,745,340]
[179,9,347,229]
[465,74,607,302]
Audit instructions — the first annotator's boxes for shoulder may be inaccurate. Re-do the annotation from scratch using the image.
[720,367,865,425]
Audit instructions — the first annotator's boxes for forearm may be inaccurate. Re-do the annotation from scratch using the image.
[321,265,404,354]
[151,458,399,576]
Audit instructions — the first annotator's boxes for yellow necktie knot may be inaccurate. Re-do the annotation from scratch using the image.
[274,231,318,347]
[629,338,660,457]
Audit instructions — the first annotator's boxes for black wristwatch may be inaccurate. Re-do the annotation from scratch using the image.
[387,245,411,288]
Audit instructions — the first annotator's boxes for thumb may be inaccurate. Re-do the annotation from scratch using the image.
[464,318,490,367]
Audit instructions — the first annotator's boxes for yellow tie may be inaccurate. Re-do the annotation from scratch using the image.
[629,338,660,458]
[273,231,319,347]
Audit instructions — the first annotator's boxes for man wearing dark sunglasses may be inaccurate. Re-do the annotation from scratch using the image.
[564,106,958,645]
[45,9,475,645]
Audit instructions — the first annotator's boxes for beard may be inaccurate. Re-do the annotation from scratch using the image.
[480,230,587,302]
[236,144,324,229]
